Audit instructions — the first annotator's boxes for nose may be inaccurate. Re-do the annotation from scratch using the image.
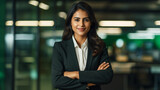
[79,20,84,27]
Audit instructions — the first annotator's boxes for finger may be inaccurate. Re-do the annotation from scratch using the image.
[103,65,110,70]
[98,63,109,70]
[63,72,67,76]
[97,62,106,70]
[99,62,106,67]
[98,62,109,70]
[87,83,96,87]
[101,63,109,69]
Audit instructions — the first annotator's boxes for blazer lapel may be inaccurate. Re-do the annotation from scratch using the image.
[67,38,80,71]
[66,38,93,71]
[85,45,93,70]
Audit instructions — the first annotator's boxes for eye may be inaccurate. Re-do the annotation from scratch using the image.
[74,18,80,22]
[84,18,90,22]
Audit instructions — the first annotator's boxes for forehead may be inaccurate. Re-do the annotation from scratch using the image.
[72,9,89,18]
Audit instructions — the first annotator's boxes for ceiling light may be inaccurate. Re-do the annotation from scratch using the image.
[97,28,122,35]
[39,3,49,10]
[29,0,49,10]
[99,20,136,27]
[16,21,38,26]
[29,0,39,6]
[128,33,155,39]
[6,20,54,27]
[39,21,54,26]
[147,28,160,35]
[58,12,67,19]
[147,28,160,33]
[97,33,107,39]
[15,34,34,40]
[155,20,160,25]
[137,28,160,35]
[6,21,13,26]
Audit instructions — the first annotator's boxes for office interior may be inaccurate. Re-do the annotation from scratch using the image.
[0,0,160,90]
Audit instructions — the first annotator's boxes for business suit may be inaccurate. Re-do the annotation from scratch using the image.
[52,38,113,90]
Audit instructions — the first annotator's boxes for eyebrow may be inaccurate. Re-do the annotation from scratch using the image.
[73,17,89,19]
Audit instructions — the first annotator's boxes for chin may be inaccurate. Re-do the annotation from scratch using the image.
[80,34,88,37]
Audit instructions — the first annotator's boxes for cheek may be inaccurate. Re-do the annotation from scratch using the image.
[72,23,77,28]
[87,23,91,29]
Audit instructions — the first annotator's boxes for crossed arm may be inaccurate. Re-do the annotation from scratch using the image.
[64,62,110,87]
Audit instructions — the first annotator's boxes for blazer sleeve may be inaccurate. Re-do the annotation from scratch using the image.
[79,47,113,84]
[52,42,87,89]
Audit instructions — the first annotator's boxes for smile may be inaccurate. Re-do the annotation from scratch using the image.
[77,28,85,31]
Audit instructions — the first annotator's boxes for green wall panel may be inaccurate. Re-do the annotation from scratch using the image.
[0,0,5,90]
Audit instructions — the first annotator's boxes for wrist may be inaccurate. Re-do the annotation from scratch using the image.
[75,71,79,79]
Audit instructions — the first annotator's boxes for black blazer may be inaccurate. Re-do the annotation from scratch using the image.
[52,38,113,90]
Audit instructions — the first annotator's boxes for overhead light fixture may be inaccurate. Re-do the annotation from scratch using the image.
[39,2,49,10]
[137,28,160,35]
[15,34,34,40]
[128,33,155,39]
[28,0,39,6]
[155,21,160,25]
[39,21,54,26]
[97,28,122,35]
[6,20,54,27]
[58,12,67,19]
[147,28,160,34]
[6,21,13,26]
[99,20,136,27]
[28,0,49,10]
[16,21,38,26]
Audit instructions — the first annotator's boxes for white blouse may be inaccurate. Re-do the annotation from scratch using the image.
[72,35,88,71]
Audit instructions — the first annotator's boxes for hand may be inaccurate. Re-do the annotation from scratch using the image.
[97,62,110,70]
[64,71,79,79]
[87,83,96,87]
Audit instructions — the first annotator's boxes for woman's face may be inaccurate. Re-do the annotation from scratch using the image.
[71,9,91,38]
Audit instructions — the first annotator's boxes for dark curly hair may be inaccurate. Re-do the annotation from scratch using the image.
[62,1,105,56]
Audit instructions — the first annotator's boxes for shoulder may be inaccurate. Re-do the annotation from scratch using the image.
[54,41,65,49]
[53,39,71,50]
[53,41,65,55]
[101,43,108,56]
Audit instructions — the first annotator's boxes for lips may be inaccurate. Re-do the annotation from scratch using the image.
[77,28,85,31]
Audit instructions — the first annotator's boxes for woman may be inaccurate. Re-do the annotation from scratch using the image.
[52,1,113,90]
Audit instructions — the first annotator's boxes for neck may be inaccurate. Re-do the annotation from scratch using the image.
[74,35,87,48]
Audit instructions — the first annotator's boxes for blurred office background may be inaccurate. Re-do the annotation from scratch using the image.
[0,0,160,90]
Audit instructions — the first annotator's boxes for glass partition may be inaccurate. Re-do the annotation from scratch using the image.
[6,0,39,89]
[0,0,5,90]
[14,0,39,89]
[5,0,15,90]
[38,0,64,89]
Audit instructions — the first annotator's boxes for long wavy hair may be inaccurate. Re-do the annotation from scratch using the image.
[62,1,105,56]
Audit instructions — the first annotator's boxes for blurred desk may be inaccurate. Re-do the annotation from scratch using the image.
[151,66,160,74]
[104,62,160,90]
[111,62,136,74]
[111,62,160,74]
